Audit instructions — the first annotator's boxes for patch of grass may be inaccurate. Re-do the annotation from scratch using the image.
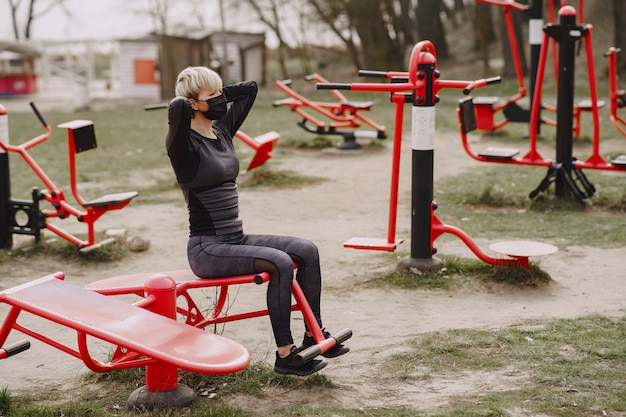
[368,255,550,290]
[0,386,13,415]
[180,361,335,398]
[434,165,626,248]
[386,314,626,417]
[91,359,334,399]
[0,236,128,263]
[238,167,326,189]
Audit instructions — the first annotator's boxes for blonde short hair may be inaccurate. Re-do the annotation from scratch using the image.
[175,66,223,99]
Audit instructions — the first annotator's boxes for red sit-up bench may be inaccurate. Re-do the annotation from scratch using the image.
[0,272,250,408]
[85,269,352,365]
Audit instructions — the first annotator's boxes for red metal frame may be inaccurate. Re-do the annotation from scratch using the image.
[273,73,386,139]
[1,269,351,395]
[542,0,605,138]
[528,22,624,171]
[84,268,351,362]
[460,12,625,172]
[234,130,280,171]
[605,47,626,137]
[0,272,251,376]
[473,0,528,132]
[0,104,137,251]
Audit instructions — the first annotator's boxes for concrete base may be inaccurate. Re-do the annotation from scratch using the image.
[397,255,443,273]
[127,384,197,411]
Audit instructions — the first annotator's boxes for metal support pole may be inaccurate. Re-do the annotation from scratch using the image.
[127,274,197,410]
[544,6,584,196]
[397,50,443,272]
[528,0,543,136]
[0,105,11,249]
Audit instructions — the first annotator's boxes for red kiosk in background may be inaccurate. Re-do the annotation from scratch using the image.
[0,42,39,96]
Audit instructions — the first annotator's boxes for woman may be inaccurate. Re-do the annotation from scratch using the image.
[165,66,348,376]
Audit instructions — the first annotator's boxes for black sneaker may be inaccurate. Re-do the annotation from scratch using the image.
[274,346,327,376]
[301,328,350,358]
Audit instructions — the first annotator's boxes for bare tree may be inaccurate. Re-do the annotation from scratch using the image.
[471,1,496,70]
[235,0,295,80]
[307,0,363,70]
[147,0,170,35]
[6,0,69,40]
[415,0,449,60]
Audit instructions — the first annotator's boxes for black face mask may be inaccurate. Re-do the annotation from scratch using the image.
[201,94,227,120]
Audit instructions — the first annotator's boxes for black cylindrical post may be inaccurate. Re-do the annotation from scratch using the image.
[0,104,11,249]
[544,6,583,196]
[397,50,442,272]
[528,0,543,136]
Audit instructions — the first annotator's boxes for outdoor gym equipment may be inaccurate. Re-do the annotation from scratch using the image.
[605,47,626,139]
[0,271,251,409]
[144,103,279,171]
[540,0,606,138]
[460,5,626,203]
[318,40,556,271]
[472,0,530,132]
[1,268,351,408]
[473,0,603,138]
[273,73,387,149]
[85,267,352,365]
[0,102,137,252]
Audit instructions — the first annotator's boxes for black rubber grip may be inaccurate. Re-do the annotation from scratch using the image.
[144,103,168,110]
[317,83,351,90]
[294,345,321,365]
[358,70,388,78]
[2,339,30,358]
[293,328,353,364]
[334,328,353,344]
[29,102,47,126]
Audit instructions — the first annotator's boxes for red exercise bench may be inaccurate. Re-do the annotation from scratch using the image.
[85,269,352,365]
[0,272,250,408]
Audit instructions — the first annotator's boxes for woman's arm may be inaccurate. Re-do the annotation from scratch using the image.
[219,80,258,137]
[165,97,198,183]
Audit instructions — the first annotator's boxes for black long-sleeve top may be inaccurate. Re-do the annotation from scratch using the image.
[165,81,258,237]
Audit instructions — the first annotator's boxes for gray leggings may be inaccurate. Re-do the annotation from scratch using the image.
[187,233,323,347]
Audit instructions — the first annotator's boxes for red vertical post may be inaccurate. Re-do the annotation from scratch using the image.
[127,274,198,410]
[143,275,179,392]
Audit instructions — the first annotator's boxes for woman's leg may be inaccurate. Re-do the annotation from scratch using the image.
[243,234,323,330]
[188,235,296,347]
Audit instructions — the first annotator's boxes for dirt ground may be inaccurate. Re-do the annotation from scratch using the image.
[1,121,625,415]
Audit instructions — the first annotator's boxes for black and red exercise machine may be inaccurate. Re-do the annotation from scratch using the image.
[318,41,556,271]
[0,102,137,252]
[460,5,626,203]
[540,0,606,138]
[273,73,387,149]
[472,0,530,132]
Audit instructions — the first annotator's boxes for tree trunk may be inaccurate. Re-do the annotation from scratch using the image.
[346,0,399,70]
[473,2,496,71]
[415,0,449,60]
[308,0,363,70]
